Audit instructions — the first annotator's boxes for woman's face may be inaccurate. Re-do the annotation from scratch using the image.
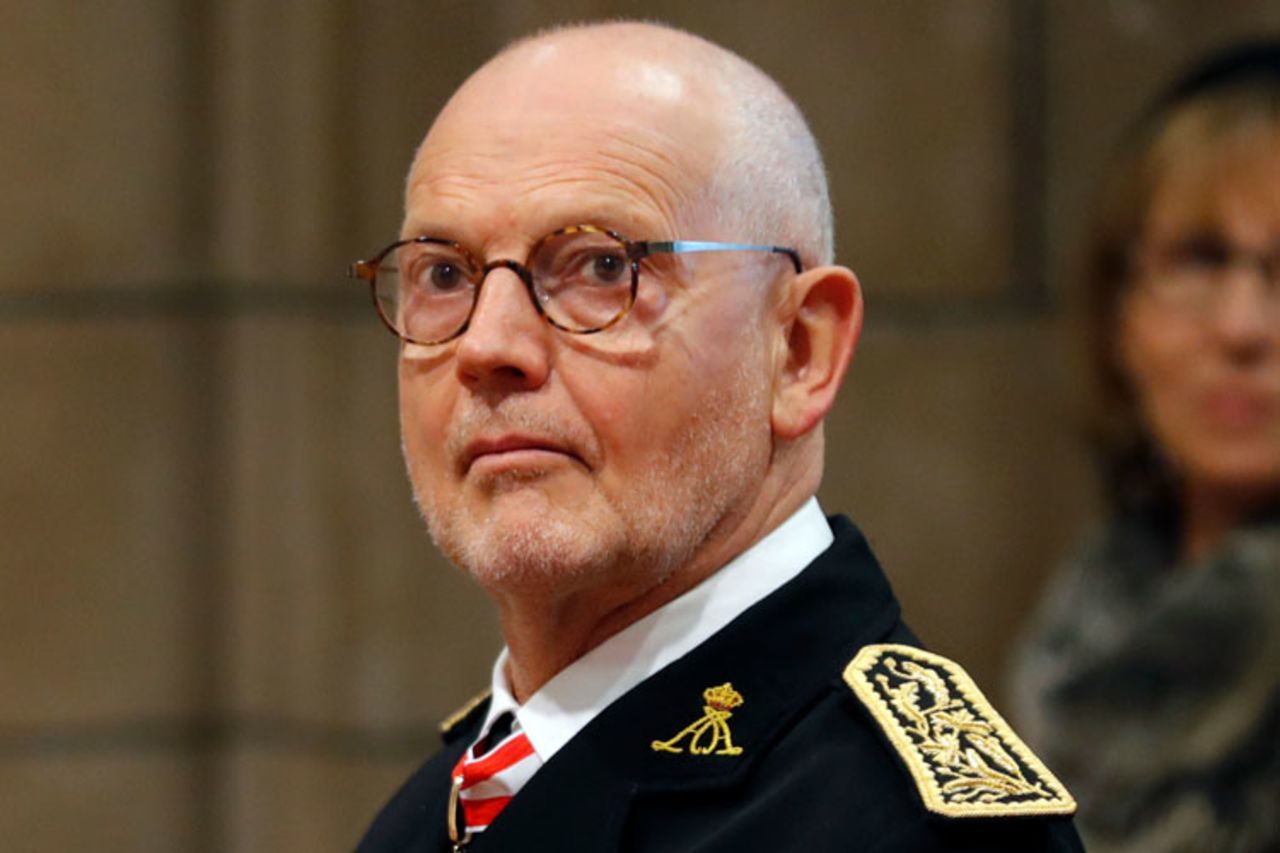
[1119,130,1280,500]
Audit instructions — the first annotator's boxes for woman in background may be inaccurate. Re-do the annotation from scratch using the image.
[1012,42,1280,853]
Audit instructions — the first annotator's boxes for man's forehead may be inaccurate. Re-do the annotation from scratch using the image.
[486,25,701,92]
[443,32,707,129]
[404,36,722,241]
[495,39,691,105]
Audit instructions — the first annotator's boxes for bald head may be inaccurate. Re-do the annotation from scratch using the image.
[415,21,833,266]
[394,22,862,689]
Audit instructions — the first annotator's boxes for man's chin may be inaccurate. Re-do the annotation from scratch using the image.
[480,473,571,503]
[428,505,614,593]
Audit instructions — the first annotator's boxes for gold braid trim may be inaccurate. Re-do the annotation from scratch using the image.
[844,644,1076,819]
[438,689,492,736]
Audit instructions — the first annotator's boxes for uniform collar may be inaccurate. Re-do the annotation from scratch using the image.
[478,498,834,762]
[472,515,904,851]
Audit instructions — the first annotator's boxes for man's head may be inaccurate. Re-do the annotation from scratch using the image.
[394,22,861,619]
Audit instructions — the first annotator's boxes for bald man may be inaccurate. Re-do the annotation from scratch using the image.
[354,22,1083,852]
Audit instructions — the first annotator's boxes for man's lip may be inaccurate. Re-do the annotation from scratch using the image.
[462,435,579,472]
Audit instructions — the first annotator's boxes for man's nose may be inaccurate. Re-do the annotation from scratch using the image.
[454,266,553,390]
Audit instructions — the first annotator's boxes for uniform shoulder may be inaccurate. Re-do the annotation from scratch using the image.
[842,643,1077,820]
[438,689,492,741]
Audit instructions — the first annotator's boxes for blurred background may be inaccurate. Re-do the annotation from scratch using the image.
[3,1,1279,850]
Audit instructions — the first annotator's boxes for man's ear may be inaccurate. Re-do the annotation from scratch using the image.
[771,265,863,440]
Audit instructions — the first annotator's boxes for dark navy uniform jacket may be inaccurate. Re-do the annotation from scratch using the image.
[359,516,1085,852]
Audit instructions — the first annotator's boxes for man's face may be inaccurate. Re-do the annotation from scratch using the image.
[398,44,781,604]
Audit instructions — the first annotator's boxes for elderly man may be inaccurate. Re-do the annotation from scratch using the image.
[355,21,1082,853]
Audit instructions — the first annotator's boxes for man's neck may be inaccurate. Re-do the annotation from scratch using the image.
[492,481,817,702]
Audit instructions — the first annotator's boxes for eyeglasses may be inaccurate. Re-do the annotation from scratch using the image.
[348,224,803,345]
[1129,236,1280,316]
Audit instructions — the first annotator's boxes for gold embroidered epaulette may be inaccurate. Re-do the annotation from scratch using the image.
[843,644,1076,819]
[438,689,492,736]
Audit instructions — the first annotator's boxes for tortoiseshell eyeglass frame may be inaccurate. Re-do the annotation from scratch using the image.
[348,223,804,346]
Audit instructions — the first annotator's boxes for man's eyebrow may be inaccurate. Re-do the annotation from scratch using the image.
[399,218,456,241]
[397,213,668,246]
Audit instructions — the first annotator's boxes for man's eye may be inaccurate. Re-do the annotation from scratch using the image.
[426,262,465,291]
[588,252,627,284]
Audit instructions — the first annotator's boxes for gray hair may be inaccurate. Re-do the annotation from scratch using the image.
[708,62,835,267]
[501,21,835,267]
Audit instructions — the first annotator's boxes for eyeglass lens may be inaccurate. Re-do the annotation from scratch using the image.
[373,229,635,344]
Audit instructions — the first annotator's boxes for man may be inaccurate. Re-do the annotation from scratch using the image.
[355,21,1083,852]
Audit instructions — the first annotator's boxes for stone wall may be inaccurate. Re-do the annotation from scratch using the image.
[4,2,1278,849]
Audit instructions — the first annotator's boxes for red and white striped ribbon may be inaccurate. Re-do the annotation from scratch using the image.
[450,728,541,834]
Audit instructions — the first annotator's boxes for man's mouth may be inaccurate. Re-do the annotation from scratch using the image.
[462,434,582,475]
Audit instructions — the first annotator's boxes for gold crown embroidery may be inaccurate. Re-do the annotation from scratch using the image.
[651,682,745,756]
[844,644,1076,818]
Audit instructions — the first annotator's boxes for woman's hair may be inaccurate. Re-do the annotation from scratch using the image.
[1082,40,1280,513]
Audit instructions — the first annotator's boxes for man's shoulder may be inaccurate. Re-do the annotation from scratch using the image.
[733,641,1083,850]
[614,637,1082,851]
[619,524,1083,849]
[356,694,490,853]
[357,747,457,853]
[437,688,492,741]
[840,643,1076,820]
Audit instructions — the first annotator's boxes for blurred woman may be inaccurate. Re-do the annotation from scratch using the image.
[1012,42,1280,853]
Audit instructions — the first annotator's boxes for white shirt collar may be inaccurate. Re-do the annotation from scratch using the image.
[478,497,833,761]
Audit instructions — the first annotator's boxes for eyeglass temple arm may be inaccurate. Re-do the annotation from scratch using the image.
[642,240,803,273]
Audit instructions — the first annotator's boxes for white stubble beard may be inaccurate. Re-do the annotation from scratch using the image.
[409,352,773,600]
